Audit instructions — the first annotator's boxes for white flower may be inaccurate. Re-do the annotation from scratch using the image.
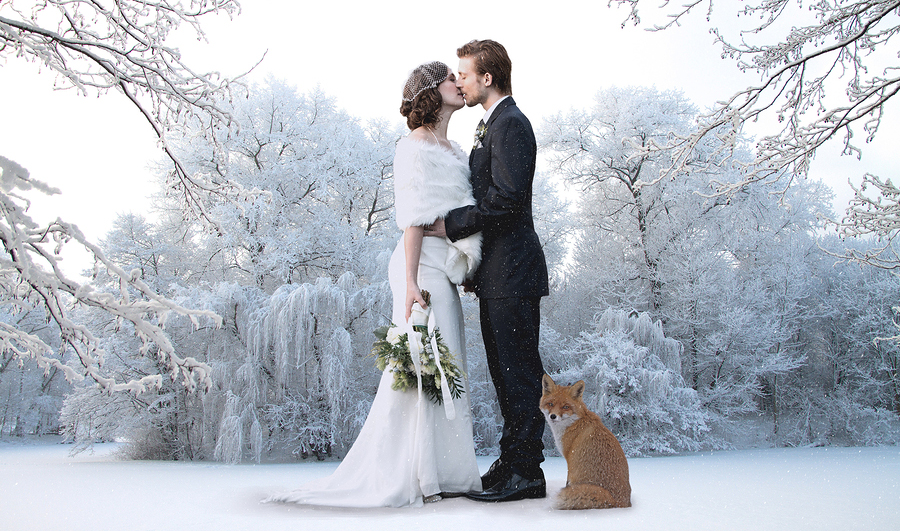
[386,327,402,345]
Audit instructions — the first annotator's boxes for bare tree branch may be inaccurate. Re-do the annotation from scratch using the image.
[611,0,900,186]
[611,0,900,269]
[0,0,267,228]
[0,1,255,392]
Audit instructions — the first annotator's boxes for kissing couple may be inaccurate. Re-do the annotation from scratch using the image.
[266,39,549,508]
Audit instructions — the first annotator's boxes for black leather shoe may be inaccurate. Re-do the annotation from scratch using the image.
[465,472,546,502]
[480,459,512,491]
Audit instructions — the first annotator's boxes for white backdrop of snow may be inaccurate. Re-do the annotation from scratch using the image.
[1,439,896,531]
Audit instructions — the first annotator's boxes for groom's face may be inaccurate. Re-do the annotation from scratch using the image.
[456,57,488,108]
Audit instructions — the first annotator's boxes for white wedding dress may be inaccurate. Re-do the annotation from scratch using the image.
[265,137,482,508]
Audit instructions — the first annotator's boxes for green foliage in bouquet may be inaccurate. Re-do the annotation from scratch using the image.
[370,292,464,404]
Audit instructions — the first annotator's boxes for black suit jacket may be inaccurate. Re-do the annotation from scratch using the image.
[445,97,549,299]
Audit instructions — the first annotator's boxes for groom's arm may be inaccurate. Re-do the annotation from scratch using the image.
[444,111,536,242]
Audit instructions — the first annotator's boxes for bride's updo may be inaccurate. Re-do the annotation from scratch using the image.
[400,61,449,130]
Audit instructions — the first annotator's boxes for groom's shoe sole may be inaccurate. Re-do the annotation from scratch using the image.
[464,474,546,503]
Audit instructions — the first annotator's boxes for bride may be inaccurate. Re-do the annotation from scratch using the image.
[265,61,483,508]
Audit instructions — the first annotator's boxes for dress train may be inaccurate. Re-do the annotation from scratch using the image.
[265,237,481,507]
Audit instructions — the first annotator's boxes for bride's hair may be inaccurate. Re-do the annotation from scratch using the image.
[400,61,449,130]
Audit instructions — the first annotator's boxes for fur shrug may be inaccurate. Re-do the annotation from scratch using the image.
[393,137,482,284]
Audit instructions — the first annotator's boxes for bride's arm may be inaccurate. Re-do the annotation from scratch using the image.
[404,226,428,321]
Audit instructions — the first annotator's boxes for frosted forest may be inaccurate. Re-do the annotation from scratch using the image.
[2,0,900,465]
[3,78,898,462]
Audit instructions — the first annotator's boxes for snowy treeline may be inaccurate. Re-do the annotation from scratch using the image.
[539,87,900,450]
[3,82,898,460]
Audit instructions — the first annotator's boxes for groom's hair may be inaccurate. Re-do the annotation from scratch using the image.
[457,40,512,95]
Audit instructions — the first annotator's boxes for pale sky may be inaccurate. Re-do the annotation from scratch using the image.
[1,0,896,268]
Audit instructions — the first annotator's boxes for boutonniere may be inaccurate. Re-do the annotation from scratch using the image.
[473,121,487,150]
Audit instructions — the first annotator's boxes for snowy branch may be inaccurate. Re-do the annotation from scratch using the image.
[0,155,221,393]
[827,172,900,269]
[611,0,900,192]
[0,0,266,229]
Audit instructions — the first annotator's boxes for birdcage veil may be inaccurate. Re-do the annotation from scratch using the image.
[402,61,450,102]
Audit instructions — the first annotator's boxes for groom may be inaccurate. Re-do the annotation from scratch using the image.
[426,39,549,502]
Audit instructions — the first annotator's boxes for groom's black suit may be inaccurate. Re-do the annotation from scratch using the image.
[444,97,549,480]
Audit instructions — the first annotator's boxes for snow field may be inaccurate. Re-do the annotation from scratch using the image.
[1,440,897,531]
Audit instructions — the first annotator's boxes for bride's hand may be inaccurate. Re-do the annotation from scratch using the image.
[406,283,428,322]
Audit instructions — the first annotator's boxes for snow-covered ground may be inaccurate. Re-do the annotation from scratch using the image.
[1,439,897,531]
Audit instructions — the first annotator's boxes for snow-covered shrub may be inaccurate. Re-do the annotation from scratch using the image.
[263,390,335,460]
[552,309,713,456]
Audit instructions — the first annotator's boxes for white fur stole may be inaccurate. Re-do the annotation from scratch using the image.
[394,137,482,283]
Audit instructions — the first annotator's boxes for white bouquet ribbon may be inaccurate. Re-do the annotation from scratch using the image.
[404,302,456,420]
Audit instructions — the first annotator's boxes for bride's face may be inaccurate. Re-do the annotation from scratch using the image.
[438,69,465,111]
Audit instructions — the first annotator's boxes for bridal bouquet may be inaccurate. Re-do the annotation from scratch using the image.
[370,291,464,405]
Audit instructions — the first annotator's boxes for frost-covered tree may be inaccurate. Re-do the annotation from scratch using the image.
[1,158,220,395]
[783,246,900,446]
[532,171,573,285]
[551,309,712,456]
[0,0,250,221]
[150,80,400,462]
[541,86,843,442]
[678,179,831,429]
[542,86,699,313]
[0,307,66,436]
[168,79,399,289]
[99,213,189,291]
[0,1,246,398]
[242,274,390,462]
[610,0,900,274]
[58,78,403,460]
[62,193,395,462]
[830,172,900,270]
[60,213,228,457]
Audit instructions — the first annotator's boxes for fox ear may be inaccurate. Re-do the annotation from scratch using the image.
[542,374,555,395]
[571,380,585,400]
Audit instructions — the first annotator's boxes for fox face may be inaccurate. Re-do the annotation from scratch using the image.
[540,375,586,452]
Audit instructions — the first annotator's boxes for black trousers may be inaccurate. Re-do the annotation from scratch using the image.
[479,296,545,478]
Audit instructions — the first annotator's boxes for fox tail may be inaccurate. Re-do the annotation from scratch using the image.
[555,484,630,510]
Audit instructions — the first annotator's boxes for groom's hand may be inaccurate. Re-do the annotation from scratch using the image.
[424,219,447,238]
[461,278,476,293]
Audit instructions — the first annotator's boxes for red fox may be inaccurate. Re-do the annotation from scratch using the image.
[540,374,631,510]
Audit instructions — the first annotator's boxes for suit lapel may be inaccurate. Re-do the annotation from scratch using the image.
[470,96,514,164]
[469,97,516,196]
